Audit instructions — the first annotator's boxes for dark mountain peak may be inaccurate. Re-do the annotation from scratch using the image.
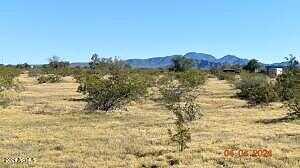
[217,55,249,65]
[184,52,216,62]
[221,55,239,59]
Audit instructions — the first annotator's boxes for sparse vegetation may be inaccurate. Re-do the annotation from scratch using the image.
[37,74,62,84]
[236,73,277,105]
[0,69,299,167]
[287,99,300,120]
[175,70,207,89]
[215,71,236,82]
[0,67,21,106]
[168,120,191,152]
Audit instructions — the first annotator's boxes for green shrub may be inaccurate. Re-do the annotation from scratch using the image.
[159,80,187,106]
[175,70,207,89]
[0,67,21,107]
[170,101,202,122]
[275,72,295,101]
[287,99,300,119]
[78,72,148,111]
[216,72,236,82]
[0,67,20,92]
[236,73,277,105]
[169,55,194,72]
[168,122,191,152]
[37,74,62,84]
[167,101,202,152]
[89,55,130,74]
[28,68,44,77]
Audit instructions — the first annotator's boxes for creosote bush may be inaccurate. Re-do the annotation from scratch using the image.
[78,72,148,111]
[169,101,202,122]
[0,67,21,107]
[0,67,21,92]
[236,73,277,105]
[275,72,295,101]
[159,80,187,105]
[175,70,207,89]
[159,72,203,152]
[37,74,62,84]
[215,71,236,83]
[159,70,206,105]
[167,100,202,152]
[287,99,300,120]
[168,122,191,152]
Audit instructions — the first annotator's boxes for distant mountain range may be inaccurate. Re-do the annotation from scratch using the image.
[70,52,290,69]
[126,52,249,69]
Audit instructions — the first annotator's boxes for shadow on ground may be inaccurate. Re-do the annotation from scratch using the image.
[256,113,300,124]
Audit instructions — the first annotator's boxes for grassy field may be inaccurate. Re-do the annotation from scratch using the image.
[0,73,299,168]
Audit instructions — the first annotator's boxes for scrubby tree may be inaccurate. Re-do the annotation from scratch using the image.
[243,59,260,73]
[89,54,100,70]
[16,63,31,69]
[286,54,298,72]
[88,54,130,74]
[169,55,194,72]
[276,55,299,101]
[48,56,69,69]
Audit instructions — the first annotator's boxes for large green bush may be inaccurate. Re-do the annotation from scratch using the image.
[275,72,295,101]
[0,67,20,92]
[236,73,278,105]
[0,67,21,106]
[78,72,148,111]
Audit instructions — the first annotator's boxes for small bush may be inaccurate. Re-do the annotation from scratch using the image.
[168,122,191,152]
[236,73,277,105]
[159,80,187,106]
[0,67,21,107]
[169,101,202,122]
[175,70,207,89]
[287,99,300,119]
[275,72,295,101]
[28,69,44,77]
[0,67,20,92]
[167,101,201,152]
[37,74,62,84]
[78,72,148,111]
[216,72,236,82]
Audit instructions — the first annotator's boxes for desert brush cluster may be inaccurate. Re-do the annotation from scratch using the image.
[0,55,299,167]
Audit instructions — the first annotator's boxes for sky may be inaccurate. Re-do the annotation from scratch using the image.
[0,0,300,64]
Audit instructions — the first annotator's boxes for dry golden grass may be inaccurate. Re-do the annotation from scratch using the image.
[0,74,299,168]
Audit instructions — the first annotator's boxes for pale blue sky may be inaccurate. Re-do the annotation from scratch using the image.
[0,0,300,64]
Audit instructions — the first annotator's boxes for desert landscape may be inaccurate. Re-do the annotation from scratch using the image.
[0,71,299,168]
[1,1,300,167]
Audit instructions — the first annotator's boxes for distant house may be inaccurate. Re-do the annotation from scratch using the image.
[266,67,283,78]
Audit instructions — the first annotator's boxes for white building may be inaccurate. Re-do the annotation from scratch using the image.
[267,67,283,78]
